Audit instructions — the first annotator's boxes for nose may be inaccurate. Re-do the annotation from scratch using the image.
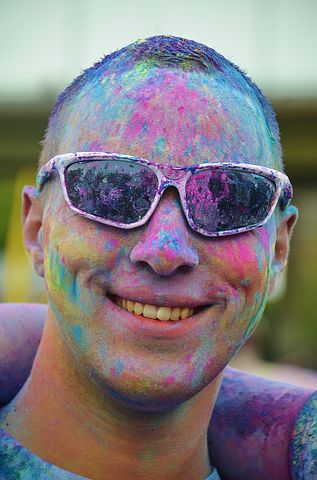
[130,188,199,276]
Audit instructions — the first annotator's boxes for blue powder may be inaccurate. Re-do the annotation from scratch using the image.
[72,325,82,343]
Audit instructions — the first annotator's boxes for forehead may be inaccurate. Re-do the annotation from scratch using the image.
[58,67,275,167]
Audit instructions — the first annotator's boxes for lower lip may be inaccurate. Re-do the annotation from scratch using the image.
[103,295,217,339]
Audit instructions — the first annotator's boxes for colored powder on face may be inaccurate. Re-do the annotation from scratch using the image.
[38,39,284,418]
[48,246,79,303]
[184,144,193,156]
[115,245,126,266]
[163,376,175,386]
[124,111,145,138]
[254,243,264,272]
[234,242,255,267]
[244,287,269,340]
[103,239,117,252]
[155,230,181,252]
[228,291,240,305]
[61,63,274,172]
[49,303,88,353]
[155,137,167,154]
[114,360,123,376]
[256,223,273,252]
[254,291,261,307]
[49,247,66,291]
[46,35,282,173]
[70,277,78,302]
[72,325,82,343]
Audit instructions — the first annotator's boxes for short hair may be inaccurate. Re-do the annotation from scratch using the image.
[39,35,282,169]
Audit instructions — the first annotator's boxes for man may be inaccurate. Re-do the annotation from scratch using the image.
[0,35,311,479]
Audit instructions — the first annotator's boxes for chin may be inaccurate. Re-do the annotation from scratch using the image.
[84,355,224,413]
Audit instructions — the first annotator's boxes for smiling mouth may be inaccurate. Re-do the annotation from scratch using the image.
[110,295,207,322]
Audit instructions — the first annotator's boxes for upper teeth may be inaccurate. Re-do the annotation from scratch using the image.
[115,296,194,321]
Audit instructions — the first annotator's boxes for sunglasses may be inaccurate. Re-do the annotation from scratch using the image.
[36,152,293,238]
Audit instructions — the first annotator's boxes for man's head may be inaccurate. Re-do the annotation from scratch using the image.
[22,36,297,412]
[40,35,282,169]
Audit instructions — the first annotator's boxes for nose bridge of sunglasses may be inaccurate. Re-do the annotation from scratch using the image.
[159,164,187,180]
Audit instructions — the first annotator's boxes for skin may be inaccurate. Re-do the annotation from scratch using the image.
[0,66,297,479]
[0,305,315,480]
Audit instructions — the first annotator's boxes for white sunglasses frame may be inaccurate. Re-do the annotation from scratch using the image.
[36,152,293,237]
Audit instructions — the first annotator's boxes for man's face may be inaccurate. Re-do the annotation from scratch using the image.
[38,67,280,410]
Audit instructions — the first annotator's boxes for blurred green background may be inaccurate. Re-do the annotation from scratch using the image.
[0,0,316,379]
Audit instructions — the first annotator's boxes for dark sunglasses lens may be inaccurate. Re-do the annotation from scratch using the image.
[185,169,276,233]
[65,159,158,224]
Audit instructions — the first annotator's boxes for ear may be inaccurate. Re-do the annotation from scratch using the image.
[22,186,45,278]
[269,205,298,295]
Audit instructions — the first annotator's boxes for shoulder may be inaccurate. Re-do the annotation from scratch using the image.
[0,428,84,479]
[0,303,46,406]
[290,391,317,480]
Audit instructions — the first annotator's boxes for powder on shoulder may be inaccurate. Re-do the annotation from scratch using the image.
[0,428,85,479]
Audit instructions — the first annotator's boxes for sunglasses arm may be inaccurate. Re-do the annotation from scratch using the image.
[36,158,58,191]
[279,182,293,210]
[36,153,77,191]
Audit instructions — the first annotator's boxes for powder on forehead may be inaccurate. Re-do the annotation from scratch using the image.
[52,67,274,168]
[39,35,282,170]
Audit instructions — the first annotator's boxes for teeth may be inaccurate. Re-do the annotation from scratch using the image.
[115,297,194,321]
[180,307,189,320]
[170,307,181,321]
[133,302,144,315]
[143,305,157,319]
[126,300,134,312]
[157,307,171,321]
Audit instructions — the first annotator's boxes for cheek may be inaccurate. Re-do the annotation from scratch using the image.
[199,232,275,355]
[203,229,274,301]
[41,202,128,305]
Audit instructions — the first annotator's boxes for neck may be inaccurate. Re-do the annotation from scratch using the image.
[0,311,222,480]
